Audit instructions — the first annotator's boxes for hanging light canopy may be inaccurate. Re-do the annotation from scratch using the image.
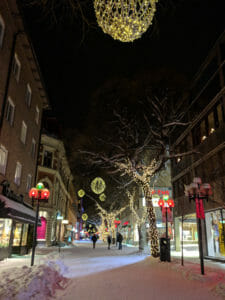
[94,0,158,42]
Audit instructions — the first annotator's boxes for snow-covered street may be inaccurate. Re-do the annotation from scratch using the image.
[0,241,225,299]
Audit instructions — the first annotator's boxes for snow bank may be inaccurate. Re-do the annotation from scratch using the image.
[0,263,69,300]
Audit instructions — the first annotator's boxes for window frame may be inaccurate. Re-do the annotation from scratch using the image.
[20,121,27,144]
[35,106,40,125]
[5,97,15,126]
[0,14,5,48]
[26,174,32,193]
[12,53,21,82]
[0,145,8,175]
[31,138,36,159]
[25,84,32,107]
[14,162,22,186]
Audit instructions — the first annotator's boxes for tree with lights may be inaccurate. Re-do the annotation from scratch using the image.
[96,201,129,241]
[127,189,148,251]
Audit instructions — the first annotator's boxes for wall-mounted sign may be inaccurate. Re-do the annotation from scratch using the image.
[62,220,69,224]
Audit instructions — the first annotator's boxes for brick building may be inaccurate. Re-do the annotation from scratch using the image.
[36,118,78,246]
[170,31,225,260]
[0,0,48,259]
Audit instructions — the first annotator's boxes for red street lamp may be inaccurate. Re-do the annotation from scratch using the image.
[185,177,212,275]
[29,182,50,266]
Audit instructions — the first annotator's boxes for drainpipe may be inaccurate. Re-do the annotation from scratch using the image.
[0,30,24,135]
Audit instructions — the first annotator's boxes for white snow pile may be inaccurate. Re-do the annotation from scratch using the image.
[0,262,69,300]
[170,259,225,298]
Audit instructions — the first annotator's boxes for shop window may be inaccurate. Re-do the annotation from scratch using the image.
[25,84,32,107]
[0,219,12,248]
[205,210,225,257]
[43,150,52,168]
[0,14,5,48]
[14,162,22,186]
[0,144,8,175]
[12,53,21,82]
[21,224,28,246]
[20,121,27,144]
[13,223,22,246]
[5,97,15,126]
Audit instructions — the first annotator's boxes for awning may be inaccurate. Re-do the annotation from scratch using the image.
[0,194,41,225]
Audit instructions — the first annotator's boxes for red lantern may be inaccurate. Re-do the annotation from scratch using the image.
[158,199,164,207]
[168,199,175,208]
[41,189,50,200]
[29,188,38,199]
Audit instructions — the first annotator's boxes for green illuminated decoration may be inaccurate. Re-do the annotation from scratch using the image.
[36,182,44,190]
[99,193,106,202]
[163,194,169,201]
[78,189,85,198]
[82,213,88,221]
[91,177,106,195]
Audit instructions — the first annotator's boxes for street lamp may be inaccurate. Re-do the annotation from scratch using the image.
[29,182,50,266]
[158,196,174,262]
[185,177,212,275]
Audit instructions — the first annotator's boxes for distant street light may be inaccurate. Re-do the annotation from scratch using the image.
[185,177,212,275]
[29,182,50,266]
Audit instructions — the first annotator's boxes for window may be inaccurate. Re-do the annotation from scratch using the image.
[5,97,15,126]
[0,14,5,48]
[12,53,21,82]
[35,106,40,124]
[0,145,8,174]
[31,138,36,159]
[26,174,32,192]
[25,84,32,107]
[43,150,52,168]
[14,162,22,186]
[20,121,27,144]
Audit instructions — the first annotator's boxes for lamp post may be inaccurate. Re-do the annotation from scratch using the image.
[158,196,174,262]
[185,177,212,275]
[29,182,50,266]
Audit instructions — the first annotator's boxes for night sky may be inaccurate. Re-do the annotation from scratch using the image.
[22,0,225,131]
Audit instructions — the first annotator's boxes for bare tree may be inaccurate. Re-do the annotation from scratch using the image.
[78,88,195,257]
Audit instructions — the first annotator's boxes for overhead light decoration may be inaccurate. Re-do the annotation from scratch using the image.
[91,177,106,194]
[94,0,158,42]
[78,189,85,198]
[99,193,106,202]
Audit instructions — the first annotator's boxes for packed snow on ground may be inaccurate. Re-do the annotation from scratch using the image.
[0,241,225,299]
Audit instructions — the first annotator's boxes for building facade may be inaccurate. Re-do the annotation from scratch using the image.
[36,127,78,246]
[0,0,48,260]
[171,32,225,260]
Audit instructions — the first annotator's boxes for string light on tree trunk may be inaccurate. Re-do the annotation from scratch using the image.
[94,0,158,42]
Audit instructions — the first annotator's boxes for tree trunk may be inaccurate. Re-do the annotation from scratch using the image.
[143,184,159,257]
[138,225,144,251]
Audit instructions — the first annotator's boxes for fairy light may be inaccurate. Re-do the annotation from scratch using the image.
[94,0,158,42]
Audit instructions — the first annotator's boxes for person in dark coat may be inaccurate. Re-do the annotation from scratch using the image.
[107,235,112,250]
[117,233,123,250]
[92,234,97,248]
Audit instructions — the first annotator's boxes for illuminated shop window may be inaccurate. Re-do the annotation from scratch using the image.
[13,223,22,246]
[0,219,12,247]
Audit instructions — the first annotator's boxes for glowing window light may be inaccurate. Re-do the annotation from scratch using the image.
[94,0,158,42]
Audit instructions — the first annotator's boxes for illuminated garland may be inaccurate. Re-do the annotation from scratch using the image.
[94,0,158,42]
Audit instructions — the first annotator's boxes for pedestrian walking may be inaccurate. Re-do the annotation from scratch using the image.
[117,232,123,250]
[91,234,97,248]
[107,235,112,250]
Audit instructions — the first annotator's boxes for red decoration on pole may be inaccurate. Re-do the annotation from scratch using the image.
[29,188,38,199]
